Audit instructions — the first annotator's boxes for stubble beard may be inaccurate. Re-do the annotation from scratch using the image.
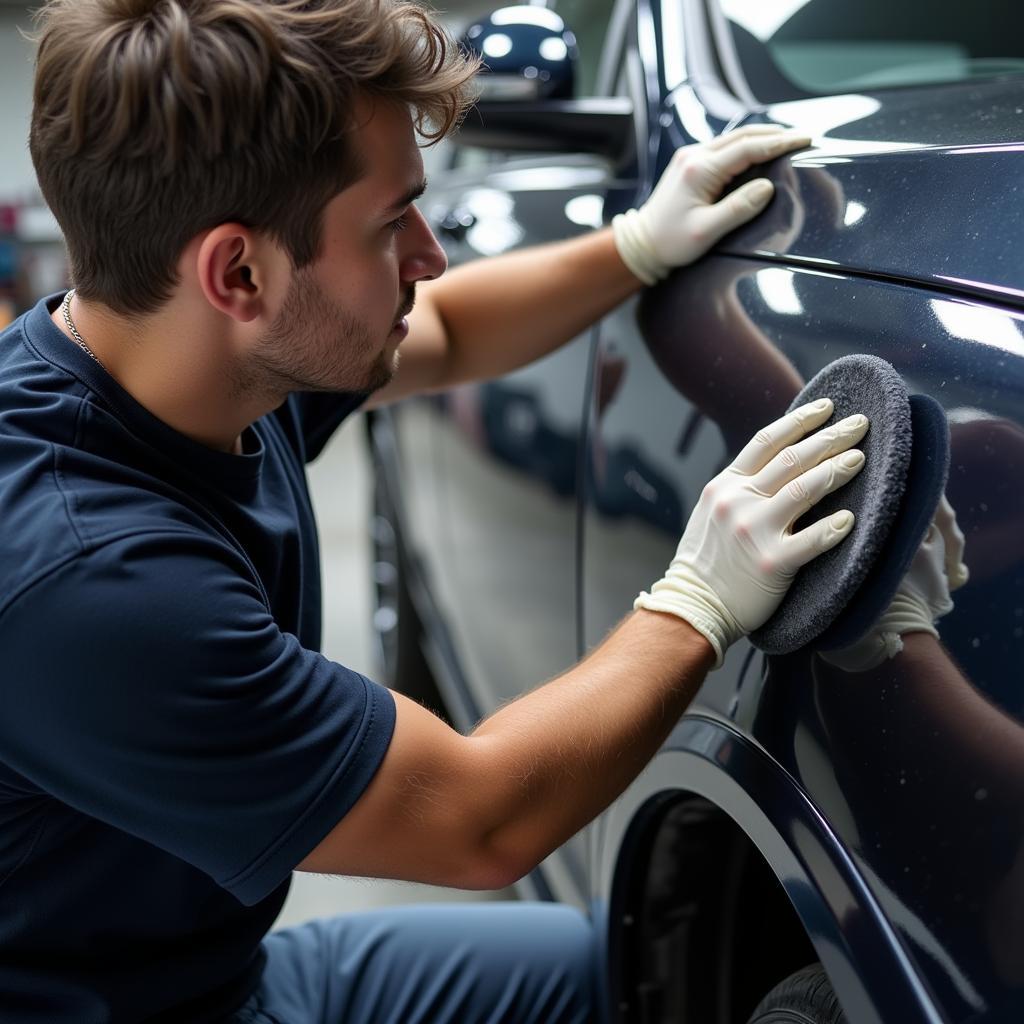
[237,268,398,401]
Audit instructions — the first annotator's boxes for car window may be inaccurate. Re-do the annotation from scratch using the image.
[555,0,620,95]
[718,0,1024,102]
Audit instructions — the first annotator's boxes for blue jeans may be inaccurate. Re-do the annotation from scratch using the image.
[231,902,600,1023]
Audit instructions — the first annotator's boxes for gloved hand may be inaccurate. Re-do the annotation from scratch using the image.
[820,495,970,673]
[612,125,812,286]
[636,399,868,666]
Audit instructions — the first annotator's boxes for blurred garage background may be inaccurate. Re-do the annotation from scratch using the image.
[0,0,512,928]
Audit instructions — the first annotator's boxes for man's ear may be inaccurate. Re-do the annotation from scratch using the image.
[195,224,273,324]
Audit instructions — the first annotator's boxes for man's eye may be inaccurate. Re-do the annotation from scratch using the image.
[390,214,409,233]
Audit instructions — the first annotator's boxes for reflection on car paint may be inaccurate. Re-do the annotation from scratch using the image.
[590,251,1024,1019]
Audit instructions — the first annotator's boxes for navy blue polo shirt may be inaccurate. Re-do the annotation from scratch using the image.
[0,295,397,1021]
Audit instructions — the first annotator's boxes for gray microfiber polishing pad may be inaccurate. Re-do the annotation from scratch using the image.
[817,393,950,651]
[750,355,913,655]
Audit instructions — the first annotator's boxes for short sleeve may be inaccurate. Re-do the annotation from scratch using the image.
[0,531,396,906]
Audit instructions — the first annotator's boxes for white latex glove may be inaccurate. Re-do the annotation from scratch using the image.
[612,125,812,285]
[820,495,970,673]
[636,399,868,667]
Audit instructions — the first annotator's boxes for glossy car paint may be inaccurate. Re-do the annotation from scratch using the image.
[463,7,578,100]
[375,0,1024,1018]
[720,81,1024,305]
[592,257,1024,1021]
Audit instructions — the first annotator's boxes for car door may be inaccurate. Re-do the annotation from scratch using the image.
[582,1,1024,1018]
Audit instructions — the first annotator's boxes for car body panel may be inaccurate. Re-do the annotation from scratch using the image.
[589,252,1024,1020]
[717,81,1024,307]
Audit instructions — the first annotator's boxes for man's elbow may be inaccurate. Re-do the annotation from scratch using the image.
[452,838,536,893]
[417,803,542,891]
[295,832,529,892]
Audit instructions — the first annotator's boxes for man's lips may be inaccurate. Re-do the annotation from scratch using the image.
[390,290,415,338]
[394,292,415,328]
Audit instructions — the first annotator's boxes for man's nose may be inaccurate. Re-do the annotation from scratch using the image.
[400,206,448,283]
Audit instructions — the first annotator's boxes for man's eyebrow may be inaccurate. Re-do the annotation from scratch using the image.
[384,179,428,214]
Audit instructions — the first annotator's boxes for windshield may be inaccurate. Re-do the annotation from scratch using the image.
[718,0,1024,101]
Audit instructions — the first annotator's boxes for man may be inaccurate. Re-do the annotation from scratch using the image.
[0,1,873,1021]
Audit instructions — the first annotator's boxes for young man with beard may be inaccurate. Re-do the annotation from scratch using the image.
[0,1,870,1020]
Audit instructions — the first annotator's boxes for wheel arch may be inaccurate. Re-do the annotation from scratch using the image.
[596,714,944,1024]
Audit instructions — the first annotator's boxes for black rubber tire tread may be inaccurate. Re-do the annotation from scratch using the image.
[747,964,847,1023]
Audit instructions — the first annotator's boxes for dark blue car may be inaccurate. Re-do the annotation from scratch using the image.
[368,2,1024,1020]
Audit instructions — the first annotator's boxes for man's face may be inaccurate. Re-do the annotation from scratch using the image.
[249,98,446,397]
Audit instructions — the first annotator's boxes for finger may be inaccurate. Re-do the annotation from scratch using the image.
[934,494,969,589]
[753,413,869,496]
[667,128,799,170]
[785,509,856,568]
[732,398,834,477]
[771,448,866,527]
[702,131,812,184]
[686,178,776,248]
[706,125,808,150]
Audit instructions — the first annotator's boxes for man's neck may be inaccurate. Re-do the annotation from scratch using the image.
[51,292,273,454]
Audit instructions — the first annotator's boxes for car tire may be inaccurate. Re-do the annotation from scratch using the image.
[370,472,451,724]
[747,965,847,1023]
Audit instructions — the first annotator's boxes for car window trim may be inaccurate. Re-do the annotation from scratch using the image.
[671,0,755,122]
[596,0,637,96]
[598,2,653,186]
[702,0,760,107]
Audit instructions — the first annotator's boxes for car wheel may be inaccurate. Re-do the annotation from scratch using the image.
[370,473,450,724]
[747,965,847,1023]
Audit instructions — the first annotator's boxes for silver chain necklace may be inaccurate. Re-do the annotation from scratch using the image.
[61,289,106,370]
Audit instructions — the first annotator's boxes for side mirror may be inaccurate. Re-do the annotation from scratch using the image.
[456,6,634,164]
[461,5,578,101]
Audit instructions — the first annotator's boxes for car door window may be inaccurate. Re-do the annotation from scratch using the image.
[717,0,1024,101]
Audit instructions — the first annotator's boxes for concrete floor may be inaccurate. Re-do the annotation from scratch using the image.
[274,413,513,930]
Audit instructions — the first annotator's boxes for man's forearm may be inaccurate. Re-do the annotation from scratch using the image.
[466,609,713,881]
[422,227,644,386]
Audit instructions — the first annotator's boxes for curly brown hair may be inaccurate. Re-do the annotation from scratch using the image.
[29,0,479,315]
